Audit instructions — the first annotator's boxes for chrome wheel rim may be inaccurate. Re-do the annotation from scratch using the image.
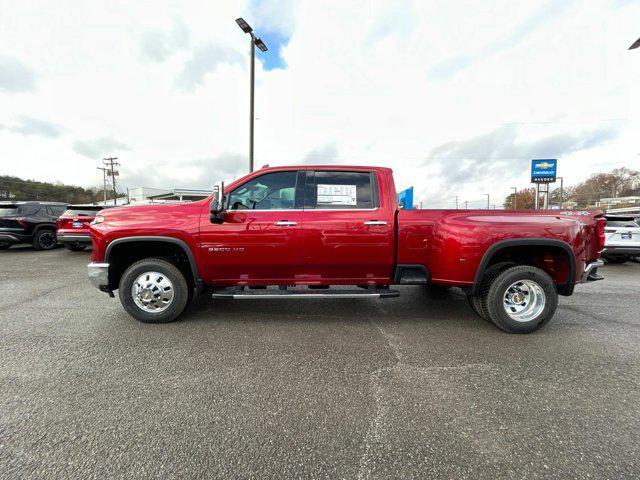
[132,271,174,313]
[503,279,545,322]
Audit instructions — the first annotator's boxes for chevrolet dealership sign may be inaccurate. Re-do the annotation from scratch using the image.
[531,159,557,183]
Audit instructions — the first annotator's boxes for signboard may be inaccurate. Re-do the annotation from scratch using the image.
[531,159,557,183]
[317,184,357,206]
[397,187,414,210]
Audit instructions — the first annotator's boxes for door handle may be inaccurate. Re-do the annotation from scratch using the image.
[274,221,298,226]
[364,220,387,226]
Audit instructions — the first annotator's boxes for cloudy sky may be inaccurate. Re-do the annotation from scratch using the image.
[1,0,639,207]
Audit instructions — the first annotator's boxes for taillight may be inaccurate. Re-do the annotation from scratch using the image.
[15,217,28,227]
[595,217,607,252]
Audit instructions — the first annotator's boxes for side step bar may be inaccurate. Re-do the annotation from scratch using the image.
[212,287,400,299]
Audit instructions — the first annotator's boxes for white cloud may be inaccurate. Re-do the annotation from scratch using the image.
[0,0,638,204]
[0,55,38,93]
[73,137,130,159]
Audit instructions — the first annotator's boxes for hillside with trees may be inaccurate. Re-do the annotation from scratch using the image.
[504,167,640,209]
[0,175,119,204]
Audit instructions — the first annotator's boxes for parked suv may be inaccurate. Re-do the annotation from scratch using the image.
[602,215,640,264]
[0,201,67,250]
[57,204,111,251]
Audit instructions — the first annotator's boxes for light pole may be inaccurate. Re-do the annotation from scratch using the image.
[485,194,490,210]
[236,17,268,173]
[557,177,564,209]
[511,187,517,209]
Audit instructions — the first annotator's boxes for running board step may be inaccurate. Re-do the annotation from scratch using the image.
[212,288,400,299]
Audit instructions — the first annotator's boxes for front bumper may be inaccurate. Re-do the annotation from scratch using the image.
[58,233,92,245]
[0,231,30,245]
[581,259,605,283]
[87,262,110,290]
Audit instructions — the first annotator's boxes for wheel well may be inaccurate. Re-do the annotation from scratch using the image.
[474,243,575,296]
[106,241,195,291]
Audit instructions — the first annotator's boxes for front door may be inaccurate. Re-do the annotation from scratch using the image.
[302,170,395,284]
[199,170,304,285]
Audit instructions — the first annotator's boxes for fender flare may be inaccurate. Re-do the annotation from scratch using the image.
[470,238,576,296]
[104,236,201,283]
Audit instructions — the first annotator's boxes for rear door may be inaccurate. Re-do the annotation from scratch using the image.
[302,170,395,284]
[199,170,305,284]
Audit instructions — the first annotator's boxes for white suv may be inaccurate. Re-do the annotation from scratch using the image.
[602,215,640,264]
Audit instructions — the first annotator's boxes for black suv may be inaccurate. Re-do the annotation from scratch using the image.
[0,201,68,250]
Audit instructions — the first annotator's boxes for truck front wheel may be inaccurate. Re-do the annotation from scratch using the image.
[482,266,558,334]
[118,258,189,323]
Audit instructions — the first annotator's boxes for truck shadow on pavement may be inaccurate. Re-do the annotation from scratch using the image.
[181,286,489,330]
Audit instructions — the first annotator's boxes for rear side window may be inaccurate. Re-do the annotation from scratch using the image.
[62,208,101,217]
[18,205,41,215]
[305,171,376,209]
[0,207,18,215]
[50,206,66,216]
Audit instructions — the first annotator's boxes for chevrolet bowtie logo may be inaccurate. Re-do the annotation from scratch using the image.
[535,162,554,169]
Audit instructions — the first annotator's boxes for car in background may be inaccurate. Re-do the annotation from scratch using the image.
[56,204,112,251]
[602,215,640,264]
[0,201,67,250]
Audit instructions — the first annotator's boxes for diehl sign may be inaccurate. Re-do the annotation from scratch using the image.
[531,159,557,183]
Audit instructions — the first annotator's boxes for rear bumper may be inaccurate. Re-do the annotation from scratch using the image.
[87,262,110,290]
[58,233,92,245]
[602,246,640,256]
[581,259,605,283]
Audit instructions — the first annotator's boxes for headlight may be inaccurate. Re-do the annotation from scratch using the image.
[91,216,105,225]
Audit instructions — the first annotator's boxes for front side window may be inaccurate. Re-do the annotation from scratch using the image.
[228,171,298,210]
[305,171,375,209]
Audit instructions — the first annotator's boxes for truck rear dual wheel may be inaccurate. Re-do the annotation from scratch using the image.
[118,258,189,323]
[480,266,558,334]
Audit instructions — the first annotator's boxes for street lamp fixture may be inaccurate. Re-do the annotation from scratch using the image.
[235,17,269,173]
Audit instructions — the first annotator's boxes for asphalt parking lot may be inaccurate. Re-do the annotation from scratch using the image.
[1,247,639,479]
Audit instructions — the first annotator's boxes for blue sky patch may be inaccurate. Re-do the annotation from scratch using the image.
[254,30,289,71]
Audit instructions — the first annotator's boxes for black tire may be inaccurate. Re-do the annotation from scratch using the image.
[604,256,630,264]
[65,243,86,252]
[469,262,516,321]
[0,244,10,250]
[118,258,189,323]
[32,229,57,250]
[482,265,558,334]
[466,294,486,320]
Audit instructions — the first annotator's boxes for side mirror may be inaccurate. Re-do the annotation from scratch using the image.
[210,181,225,224]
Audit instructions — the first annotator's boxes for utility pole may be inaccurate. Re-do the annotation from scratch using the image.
[97,167,109,204]
[103,157,120,205]
[511,187,517,209]
[464,200,468,209]
[485,193,490,210]
[454,196,459,209]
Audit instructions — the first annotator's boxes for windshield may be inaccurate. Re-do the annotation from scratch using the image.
[607,220,639,228]
[62,208,102,217]
[0,207,18,216]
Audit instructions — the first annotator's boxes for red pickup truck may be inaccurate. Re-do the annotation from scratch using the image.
[88,166,606,333]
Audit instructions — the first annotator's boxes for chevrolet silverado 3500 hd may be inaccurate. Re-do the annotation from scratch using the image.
[87,166,606,333]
